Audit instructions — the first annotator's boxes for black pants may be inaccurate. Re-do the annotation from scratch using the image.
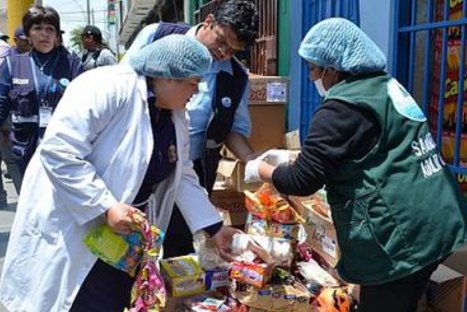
[162,158,214,259]
[359,262,439,312]
[162,204,195,258]
[70,259,134,312]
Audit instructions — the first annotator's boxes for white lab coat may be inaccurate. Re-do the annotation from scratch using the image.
[0,65,222,312]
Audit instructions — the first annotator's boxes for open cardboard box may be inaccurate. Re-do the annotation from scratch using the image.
[427,245,467,312]
[211,184,248,227]
[216,158,262,192]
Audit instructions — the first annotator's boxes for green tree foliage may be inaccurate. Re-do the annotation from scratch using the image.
[69,26,84,53]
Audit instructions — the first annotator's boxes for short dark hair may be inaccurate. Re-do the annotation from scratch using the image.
[23,5,61,36]
[213,0,259,46]
[81,25,103,43]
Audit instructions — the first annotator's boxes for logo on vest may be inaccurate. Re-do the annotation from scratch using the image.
[221,96,232,108]
[388,79,427,122]
[12,78,29,85]
[411,133,445,178]
[59,78,70,88]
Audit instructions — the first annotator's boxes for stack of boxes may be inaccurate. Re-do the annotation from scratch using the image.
[212,75,289,228]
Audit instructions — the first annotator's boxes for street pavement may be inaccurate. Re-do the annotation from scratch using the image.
[0,173,18,312]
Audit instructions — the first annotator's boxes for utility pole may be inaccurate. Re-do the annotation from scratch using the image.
[86,0,91,24]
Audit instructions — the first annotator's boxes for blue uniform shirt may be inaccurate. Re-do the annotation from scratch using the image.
[123,23,251,161]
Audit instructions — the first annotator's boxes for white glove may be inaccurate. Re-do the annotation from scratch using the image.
[244,159,262,183]
[259,149,291,166]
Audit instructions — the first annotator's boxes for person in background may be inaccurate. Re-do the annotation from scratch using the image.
[0,32,10,64]
[0,34,264,312]
[9,26,31,55]
[123,0,259,257]
[0,5,83,178]
[81,25,117,70]
[245,17,467,312]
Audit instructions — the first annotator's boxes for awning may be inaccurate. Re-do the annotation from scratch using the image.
[119,0,159,44]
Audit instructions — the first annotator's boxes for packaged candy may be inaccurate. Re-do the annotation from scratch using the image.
[84,213,164,277]
[230,261,271,288]
[124,219,166,312]
[160,255,205,297]
[234,281,312,312]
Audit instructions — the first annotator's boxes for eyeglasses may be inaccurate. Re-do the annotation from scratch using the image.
[211,25,245,55]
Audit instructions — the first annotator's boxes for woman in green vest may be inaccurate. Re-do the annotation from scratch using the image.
[245,17,467,312]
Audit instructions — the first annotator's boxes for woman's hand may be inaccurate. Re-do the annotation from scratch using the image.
[105,203,146,234]
[212,226,273,265]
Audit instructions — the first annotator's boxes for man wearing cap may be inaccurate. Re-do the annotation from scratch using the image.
[81,25,117,71]
[10,26,31,55]
[0,32,10,65]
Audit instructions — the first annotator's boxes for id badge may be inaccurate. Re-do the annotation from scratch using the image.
[39,106,52,128]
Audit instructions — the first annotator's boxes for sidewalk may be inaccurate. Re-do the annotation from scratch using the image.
[0,174,19,312]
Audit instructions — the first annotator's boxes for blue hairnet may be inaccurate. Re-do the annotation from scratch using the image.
[298,18,386,75]
[129,34,212,79]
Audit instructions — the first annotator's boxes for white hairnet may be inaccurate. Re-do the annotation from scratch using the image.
[298,18,386,75]
[129,34,212,79]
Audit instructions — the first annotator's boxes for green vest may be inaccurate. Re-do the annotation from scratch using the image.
[323,73,467,285]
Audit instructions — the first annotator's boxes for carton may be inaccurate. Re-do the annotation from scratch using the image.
[211,186,248,227]
[248,75,289,105]
[289,196,339,267]
[427,246,467,312]
[216,158,262,192]
[248,75,288,153]
[160,256,205,297]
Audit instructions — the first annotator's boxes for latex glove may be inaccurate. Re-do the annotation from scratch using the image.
[106,203,146,234]
[244,158,262,183]
[260,149,291,166]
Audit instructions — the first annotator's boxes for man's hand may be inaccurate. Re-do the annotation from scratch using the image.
[105,203,146,234]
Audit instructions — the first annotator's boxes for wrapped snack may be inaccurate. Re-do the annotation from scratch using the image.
[126,220,166,312]
[250,235,293,268]
[230,261,271,288]
[296,260,339,287]
[234,281,312,312]
[160,255,205,297]
[84,213,163,277]
[245,184,304,224]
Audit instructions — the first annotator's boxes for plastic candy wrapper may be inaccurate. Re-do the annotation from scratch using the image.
[230,261,271,288]
[84,212,161,276]
[126,221,166,312]
[244,184,304,224]
[312,287,359,312]
[246,213,303,242]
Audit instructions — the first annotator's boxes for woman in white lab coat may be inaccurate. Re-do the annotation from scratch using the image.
[0,35,241,312]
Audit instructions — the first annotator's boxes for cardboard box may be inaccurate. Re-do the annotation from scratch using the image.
[427,246,467,312]
[160,256,205,297]
[211,187,248,226]
[289,196,339,267]
[249,75,289,105]
[247,75,288,153]
[248,103,286,152]
[216,158,262,192]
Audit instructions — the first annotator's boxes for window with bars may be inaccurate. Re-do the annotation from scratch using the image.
[392,0,467,192]
[193,0,279,75]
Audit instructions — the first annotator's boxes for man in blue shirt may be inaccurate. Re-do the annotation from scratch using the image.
[123,0,259,256]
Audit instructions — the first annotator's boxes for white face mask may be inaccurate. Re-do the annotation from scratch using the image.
[313,68,327,97]
[314,78,327,97]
